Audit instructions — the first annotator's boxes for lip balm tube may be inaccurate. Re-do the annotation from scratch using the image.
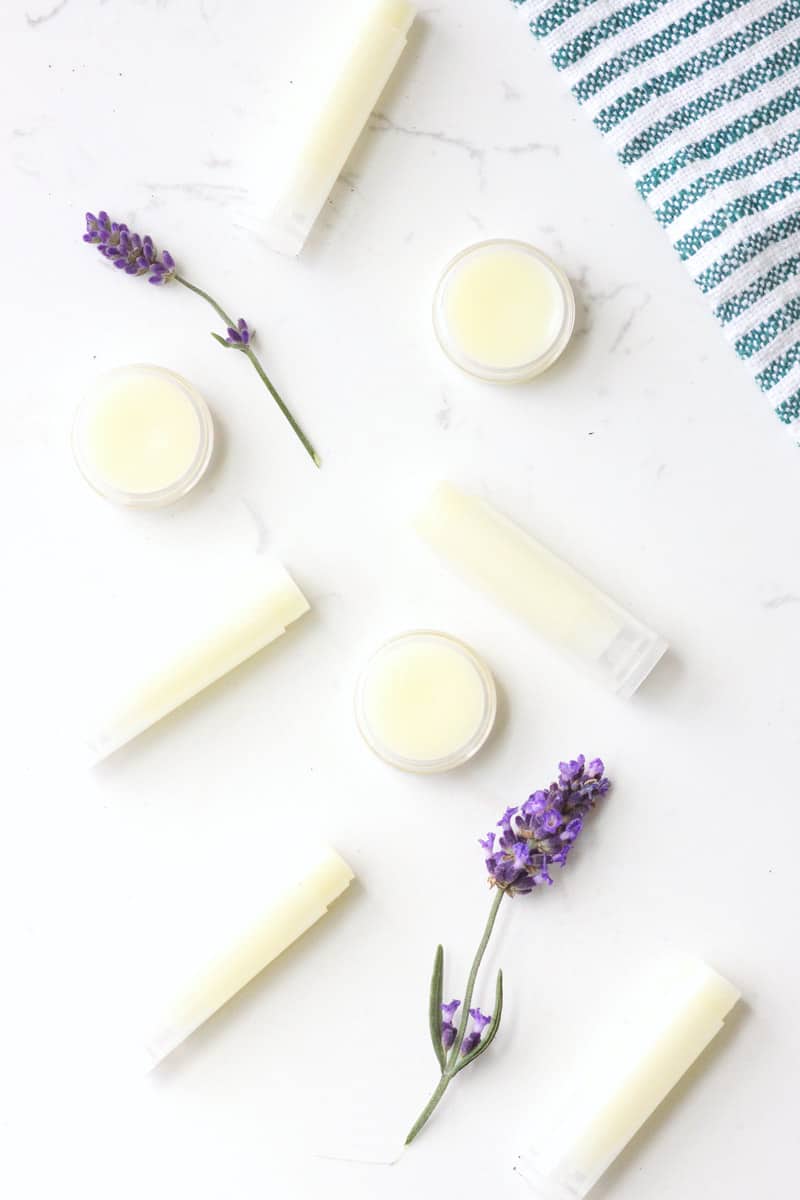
[517,958,740,1199]
[144,847,354,1069]
[414,483,667,697]
[264,0,416,255]
[89,561,310,760]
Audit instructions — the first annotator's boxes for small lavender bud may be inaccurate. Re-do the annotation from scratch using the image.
[223,317,254,347]
[460,1032,481,1056]
[460,1009,492,1057]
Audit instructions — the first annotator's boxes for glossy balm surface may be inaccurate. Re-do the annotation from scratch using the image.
[73,365,213,506]
[434,240,575,381]
[356,632,496,772]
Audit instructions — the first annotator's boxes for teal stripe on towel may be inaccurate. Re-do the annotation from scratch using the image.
[694,210,800,292]
[531,0,598,39]
[551,0,672,70]
[594,0,800,130]
[619,37,800,165]
[674,170,800,259]
[654,127,800,226]
[715,252,800,322]
[511,0,800,441]
[575,0,755,105]
[734,295,800,356]
[775,389,800,421]
[756,337,800,389]
[635,84,800,199]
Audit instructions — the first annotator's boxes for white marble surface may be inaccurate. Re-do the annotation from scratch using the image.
[2,1,800,1197]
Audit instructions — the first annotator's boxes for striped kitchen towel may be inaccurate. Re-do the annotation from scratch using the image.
[510,0,800,443]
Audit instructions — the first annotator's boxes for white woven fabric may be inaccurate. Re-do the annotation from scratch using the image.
[510,0,800,442]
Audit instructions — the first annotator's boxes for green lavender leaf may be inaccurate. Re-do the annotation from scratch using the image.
[428,945,445,1072]
[452,968,504,1076]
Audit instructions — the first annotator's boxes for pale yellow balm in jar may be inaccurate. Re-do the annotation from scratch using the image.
[355,631,497,773]
[72,364,214,508]
[433,240,575,382]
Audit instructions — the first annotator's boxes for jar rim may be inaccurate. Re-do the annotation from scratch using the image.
[354,630,497,774]
[432,239,575,383]
[72,364,214,509]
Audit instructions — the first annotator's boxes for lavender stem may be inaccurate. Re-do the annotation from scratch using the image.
[174,273,321,468]
[405,888,506,1146]
[404,1074,452,1147]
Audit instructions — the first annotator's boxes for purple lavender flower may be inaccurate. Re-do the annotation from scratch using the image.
[84,211,175,284]
[408,755,610,1148]
[526,790,548,815]
[558,756,585,782]
[81,207,320,466]
[481,756,610,896]
[441,999,461,1050]
[148,250,176,286]
[224,317,254,347]
[511,842,531,870]
[497,806,519,831]
[461,1008,492,1057]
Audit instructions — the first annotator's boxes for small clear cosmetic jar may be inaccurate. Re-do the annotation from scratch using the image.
[355,630,497,774]
[72,364,214,509]
[432,239,576,383]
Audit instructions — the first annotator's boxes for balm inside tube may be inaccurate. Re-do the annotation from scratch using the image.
[355,631,496,772]
[89,561,310,759]
[517,958,740,1199]
[73,365,214,507]
[144,847,354,1069]
[433,241,575,382]
[414,484,667,697]
[264,0,416,255]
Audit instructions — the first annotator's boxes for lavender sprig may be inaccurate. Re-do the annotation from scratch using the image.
[406,755,611,1147]
[219,318,254,347]
[83,211,320,467]
[440,1000,460,1052]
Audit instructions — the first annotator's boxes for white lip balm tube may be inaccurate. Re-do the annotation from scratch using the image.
[90,561,310,760]
[517,959,740,1199]
[145,847,354,1070]
[264,0,416,255]
[414,483,667,697]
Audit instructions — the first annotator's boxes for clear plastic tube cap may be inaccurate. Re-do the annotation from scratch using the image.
[597,623,668,699]
[516,1160,584,1200]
